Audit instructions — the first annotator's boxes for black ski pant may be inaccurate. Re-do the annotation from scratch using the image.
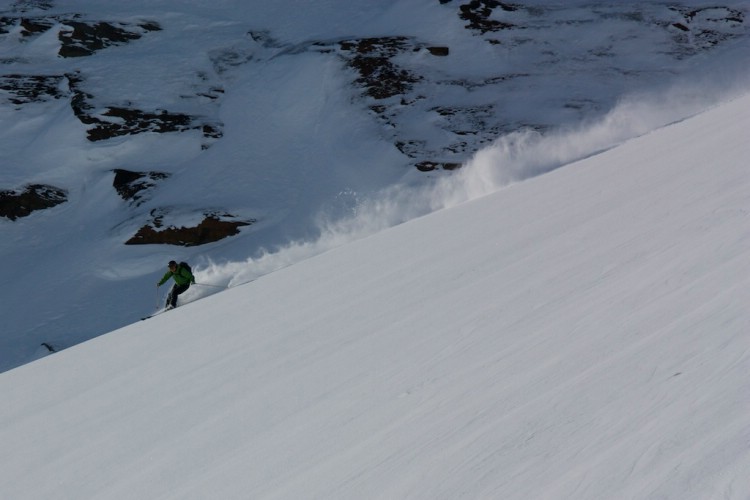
[166,283,190,308]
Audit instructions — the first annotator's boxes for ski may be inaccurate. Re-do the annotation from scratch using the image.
[40,342,57,353]
[141,307,173,321]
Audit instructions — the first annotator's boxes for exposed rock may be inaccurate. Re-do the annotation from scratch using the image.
[444,1,746,58]
[672,22,690,32]
[339,37,423,100]
[112,169,170,206]
[87,106,191,141]
[58,20,161,58]
[427,46,450,56]
[395,139,427,159]
[0,70,223,142]
[126,210,255,246]
[0,183,67,220]
[667,6,745,56]
[0,18,13,34]
[458,0,518,34]
[331,36,467,169]
[0,16,219,142]
[2,14,162,56]
[19,16,54,36]
[0,2,52,31]
[2,2,747,180]
[66,72,223,142]
[0,74,65,105]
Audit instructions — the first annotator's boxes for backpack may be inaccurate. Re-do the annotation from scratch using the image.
[178,261,192,275]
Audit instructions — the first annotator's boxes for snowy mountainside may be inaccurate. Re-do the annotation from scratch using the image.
[0,0,749,371]
[0,89,748,499]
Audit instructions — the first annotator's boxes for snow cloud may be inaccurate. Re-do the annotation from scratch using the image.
[190,47,750,299]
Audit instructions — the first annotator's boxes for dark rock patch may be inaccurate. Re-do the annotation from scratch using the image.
[667,6,745,56]
[0,18,14,34]
[66,72,223,142]
[1,3,53,31]
[672,22,690,32]
[0,74,65,105]
[58,20,154,57]
[0,71,223,142]
[0,183,67,220]
[86,106,191,141]
[2,14,161,56]
[395,139,427,159]
[427,46,450,56]
[112,169,170,206]
[339,37,423,100]
[446,2,745,58]
[201,123,223,139]
[458,1,518,34]
[19,16,54,36]
[126,210,255,247]
[331,36,473,168]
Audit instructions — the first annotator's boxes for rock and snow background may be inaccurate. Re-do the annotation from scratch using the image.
[1,0,748,372]
[1,62,749,500]
[1,0,750,498]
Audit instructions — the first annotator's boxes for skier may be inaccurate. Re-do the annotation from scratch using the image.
[157,260,195,309]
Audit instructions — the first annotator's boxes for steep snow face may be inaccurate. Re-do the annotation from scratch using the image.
[0,0,749,371]
[0,89,748,500]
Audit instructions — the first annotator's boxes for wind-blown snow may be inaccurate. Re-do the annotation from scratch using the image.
[1,88,748,499]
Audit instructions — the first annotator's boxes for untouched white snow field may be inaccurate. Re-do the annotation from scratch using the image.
[0,88,748,498]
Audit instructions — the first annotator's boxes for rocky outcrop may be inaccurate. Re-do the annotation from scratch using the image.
[126,210,255,247]
[58,19,161,58]
[339,37,425,100]
[0,15,222,142]
[0,74,65,105]
[1,1,747,245]
[112,169,170,206]
[666,6,745,57]
[0,184,67,220]
[2,15,162,57]
[457,0,518,34]
[331,36,457,170]
[67,72,223,142]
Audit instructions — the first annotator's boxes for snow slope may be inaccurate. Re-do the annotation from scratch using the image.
[1,89,748,499]
[2,0,749,372]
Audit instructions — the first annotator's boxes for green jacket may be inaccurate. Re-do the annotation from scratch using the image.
[158,265,195,287]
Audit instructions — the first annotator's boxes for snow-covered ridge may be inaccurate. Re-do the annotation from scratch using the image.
[0,0,748,371]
